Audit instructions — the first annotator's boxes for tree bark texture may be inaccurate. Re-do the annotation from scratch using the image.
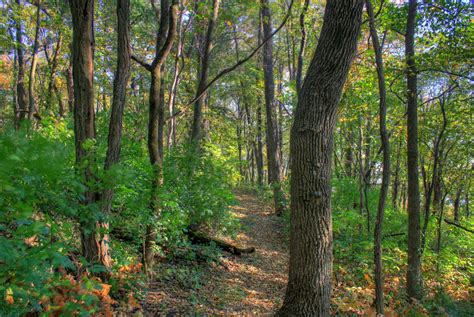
[405,0,422,301]
[99,0,131,271]
[70,0,108,269]
[277,1,363,315]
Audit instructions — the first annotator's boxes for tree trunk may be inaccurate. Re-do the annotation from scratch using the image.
[405,0,422,301]
[70,0,107,269]
[453,186,462,222]
[99,0,131,271]
[14,0,28,129]
[66,61,74,113]
[261,0,285,216]
[133,0,179,272]
[47,32,63,113]
[277,1,363,315]
[367,0,390,314]
[256,99,264,186]
[295,0,309,96]
[392,137,402,209]
[167,12,183,149]
[190,0,220,144]
[421,98,447,253]
[28,1,41,121]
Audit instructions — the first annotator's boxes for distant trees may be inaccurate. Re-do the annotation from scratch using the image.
[260,0,285,216]
[277,1,364,315]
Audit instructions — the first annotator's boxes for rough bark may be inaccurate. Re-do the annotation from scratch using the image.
[367,0,390,314]
[405,0,422,301]
[190,0,220,144]
[99,0,131,271]
[14,0,28,129]
[277,1,363,315]
[70,0,107,269]
[261,0,285,216]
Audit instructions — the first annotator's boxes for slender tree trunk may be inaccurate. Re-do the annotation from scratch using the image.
[453,186,462,222]
[47,32,63,112]
[367,1,390,314]
[405,0,422,301]
[421,98,447,253]
[133,0,179,272]
[277,1,363,315]
[66,61,74,113]
[295,0,309,96]
[256,99,264,186]
[261,0,285,216]
[100,0,131,271]
[190,0,220,144]
[167,12,183,149]
[392,137,402,209]
[14,0,28,129]
[28,1,41,121]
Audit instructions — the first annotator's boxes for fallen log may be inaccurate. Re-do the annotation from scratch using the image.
[187,230,255,256]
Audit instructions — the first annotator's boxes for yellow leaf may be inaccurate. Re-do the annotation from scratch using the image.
[5,288,13,305]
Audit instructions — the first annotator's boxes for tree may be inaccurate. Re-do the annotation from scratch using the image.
[14,0,28,129]
[366,0,390,314]
[277,1,364,315]
[99,0,132,271]
[405,0,422,301]
[190,0,220,144]
[69,0,106,268]
[260,0,285,216]
[27,0,41,121]
[132,0,179,272]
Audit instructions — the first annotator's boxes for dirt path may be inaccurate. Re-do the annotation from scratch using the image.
[143,189,289,315]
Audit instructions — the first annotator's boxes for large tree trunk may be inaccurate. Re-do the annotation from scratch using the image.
[405,0,422,301]
[28,1,41,121]
[277,1,363,315]
[190,0,220,144]
[70,0,107,268]
[100,0,131,271]
[367,0,390,314]
[261,0,285,216]
[14,0,28,129]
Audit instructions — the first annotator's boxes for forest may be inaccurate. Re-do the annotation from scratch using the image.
[0,0,472,316]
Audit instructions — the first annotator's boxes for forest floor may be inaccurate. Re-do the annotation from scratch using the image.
[142,189,288,315]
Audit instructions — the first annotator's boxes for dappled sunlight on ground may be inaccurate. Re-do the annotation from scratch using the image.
[142,190,289,315]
